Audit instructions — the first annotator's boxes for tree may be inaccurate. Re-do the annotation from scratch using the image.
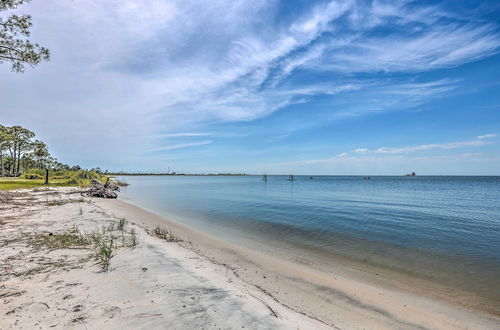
[0,0,50,72]
[6,125,35,175]
[0,124,13,176]
[32,139,49,168]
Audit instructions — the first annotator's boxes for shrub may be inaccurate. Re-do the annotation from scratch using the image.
[21,173,44,180]
[20,169,45,180]
[65,170,105,186]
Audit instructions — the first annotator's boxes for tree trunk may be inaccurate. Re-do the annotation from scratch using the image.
[10,144,16,175]
[16,146,21,175]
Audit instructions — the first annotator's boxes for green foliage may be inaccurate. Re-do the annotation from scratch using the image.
[94,236,114,272]
[35,226,91,250]
[0,177,68,190]
[20,173,43,180]
[65,170,106,186]
[1,124,107,182]
[19,168,44,179]
[0,171,107,190]
[0,0,50,72]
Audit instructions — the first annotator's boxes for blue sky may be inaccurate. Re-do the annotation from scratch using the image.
[1,0,499,174]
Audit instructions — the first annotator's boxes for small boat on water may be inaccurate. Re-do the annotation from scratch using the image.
[288,174,294,181]
[262,174,268,182]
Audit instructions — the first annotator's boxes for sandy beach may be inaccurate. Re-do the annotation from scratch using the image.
[1,187,499,329]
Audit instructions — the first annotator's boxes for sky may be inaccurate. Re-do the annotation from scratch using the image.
[1,0,499,175]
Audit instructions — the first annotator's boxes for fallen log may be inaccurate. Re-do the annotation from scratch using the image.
[85,179,120,199]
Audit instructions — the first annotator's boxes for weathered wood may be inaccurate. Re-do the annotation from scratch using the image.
[85,179,120,199]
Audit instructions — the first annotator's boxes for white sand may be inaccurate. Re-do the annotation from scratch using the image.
[0,188,327,329]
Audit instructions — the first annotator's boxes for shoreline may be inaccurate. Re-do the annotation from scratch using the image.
[0,188,326,329]
[95,197,500,329]
[2,187,499,329]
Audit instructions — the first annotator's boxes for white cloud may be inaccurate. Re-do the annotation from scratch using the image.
[269,153,500,176]
[157,133,212,138]
[352,136,492,156]
[152,141,213,152]
[477,133,497,139]
[372,140,488,154]
[338,152,348,157]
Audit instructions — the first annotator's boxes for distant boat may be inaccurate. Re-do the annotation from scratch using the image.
[288,174,294,181]
[262,174,268,182]
[405,172,416,177]
[364,176,371,180]
[309,176,313,179]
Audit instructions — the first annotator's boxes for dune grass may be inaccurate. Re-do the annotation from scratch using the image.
[152,226,182,242]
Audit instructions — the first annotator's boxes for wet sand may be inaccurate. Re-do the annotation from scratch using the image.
[96,198,500,329]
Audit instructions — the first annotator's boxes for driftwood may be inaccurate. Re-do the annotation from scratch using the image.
[86,179,120,199]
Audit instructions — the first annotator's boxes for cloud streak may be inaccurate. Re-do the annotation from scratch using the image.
[353,136,492,155]
[477,133,497,139]
[152,141,213,152]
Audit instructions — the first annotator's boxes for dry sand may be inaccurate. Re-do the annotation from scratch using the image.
[1,187,499,329]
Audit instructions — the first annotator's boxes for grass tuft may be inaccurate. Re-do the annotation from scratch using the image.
[152,226,181,242]
[94,236,114,272]
[117,218,126,231]
[34,226,91,250]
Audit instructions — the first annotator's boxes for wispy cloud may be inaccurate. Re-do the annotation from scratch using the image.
[354,135,492,155]
[369,140,488,154]
[153,140,213,152]
[269,153,500,176]
[477,133,497,139]
[354,134,496,154]
[157,132,212,138]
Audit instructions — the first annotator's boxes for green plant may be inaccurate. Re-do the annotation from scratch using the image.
[20,173,44,180]
[35,226,90,250]
[117,218,126,231]
[47,197,66,206]
[129,228,138,248]
[152,226,181,242]
[94,236,114,272]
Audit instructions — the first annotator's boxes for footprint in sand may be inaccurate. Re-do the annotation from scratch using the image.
[102,305,121,318]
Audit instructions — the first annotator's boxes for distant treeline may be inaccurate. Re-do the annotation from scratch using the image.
[0,124,89,176]
[108,172,248,176]
[0,124,107,185]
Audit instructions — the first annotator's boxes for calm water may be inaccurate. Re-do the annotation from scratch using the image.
[118,175,500,303]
